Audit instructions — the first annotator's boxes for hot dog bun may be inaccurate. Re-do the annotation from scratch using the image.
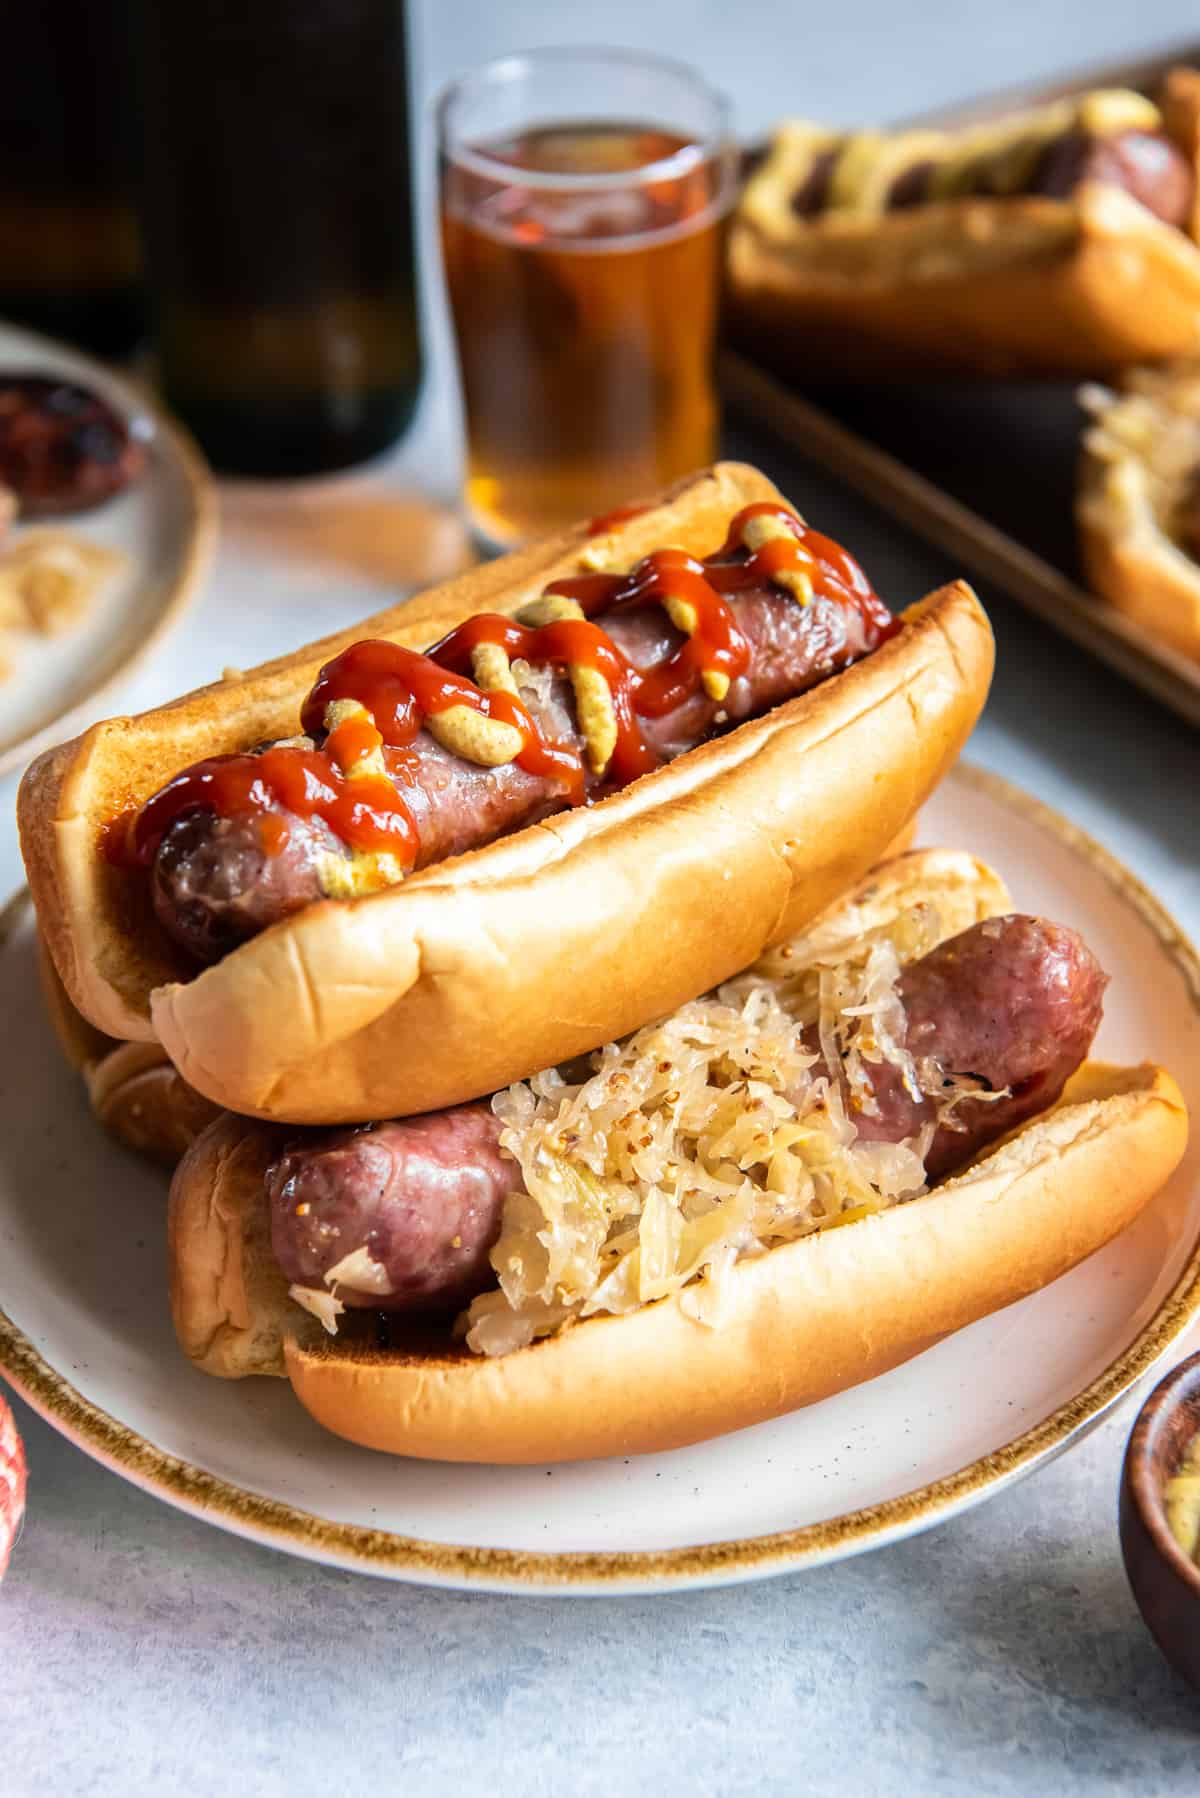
[170,844,1006,1381]
[36,932,218,1166]
[1078,362,1200,663]
[19,463,993,1126]
[86,1043,221,1169]
[166,850,1188,1462]
[729,83,1200,380]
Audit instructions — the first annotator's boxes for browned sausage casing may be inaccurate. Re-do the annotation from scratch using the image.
[153,583,881,964]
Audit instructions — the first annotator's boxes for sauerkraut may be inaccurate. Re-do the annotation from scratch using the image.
[464,900,991,1358]
[1081,368,1200,537]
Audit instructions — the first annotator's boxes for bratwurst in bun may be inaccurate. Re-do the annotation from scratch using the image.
[167,850,1187,1462]
[21,464,993,1125]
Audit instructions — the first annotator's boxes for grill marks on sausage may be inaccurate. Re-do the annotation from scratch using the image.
[267,914,1107,1318]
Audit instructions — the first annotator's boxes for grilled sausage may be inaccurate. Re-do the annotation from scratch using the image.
[844,915,1108,1178]
[152,584,881,963]
[268,1102,512,1315]
[880,128,1195,227]
[1030,129,1195,228]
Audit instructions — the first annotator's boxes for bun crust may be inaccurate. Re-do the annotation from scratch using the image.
[37,932,218,1165]
[20,463,993,1125]
[730,134,1200,379]
[168,1114,294,1378]
[165,851,1189,1462]
[1077,363,1200,664]
[87,1044,221,1168]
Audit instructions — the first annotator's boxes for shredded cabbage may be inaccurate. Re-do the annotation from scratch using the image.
[464,900,996,1358]
[290,1284,346,1334]
[322,1245,394,1296]
[1081,367,1200,537]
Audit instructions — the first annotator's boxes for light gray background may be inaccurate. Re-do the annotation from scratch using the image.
[3,2,1200,1792]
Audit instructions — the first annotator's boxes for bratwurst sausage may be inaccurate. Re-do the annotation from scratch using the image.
[152,583,882,963]
[268,914,1107,1317]
[796,126,1196,229]
[269,1103,510,1314]
[839,915,1108,1178]
[1030,129,1195,228]
[886,129,1195,229]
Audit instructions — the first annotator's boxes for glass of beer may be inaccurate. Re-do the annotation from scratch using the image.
[439,48,736,548]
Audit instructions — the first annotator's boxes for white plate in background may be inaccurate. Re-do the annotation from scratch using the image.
[0,318,215,777]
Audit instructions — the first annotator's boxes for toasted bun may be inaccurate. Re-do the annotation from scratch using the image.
[35,929,114,1074]
[168,1110,296,1379]
[20,462,993,1125]
[729,99,1200,379]
[163,854,1189,1467]
[1078,362,1200,663]
[1161,68,1200,245]
[37,932,218,1166]
[87,1044,221,1168]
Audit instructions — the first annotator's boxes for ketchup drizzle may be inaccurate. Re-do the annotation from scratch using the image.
[110,505,895,872]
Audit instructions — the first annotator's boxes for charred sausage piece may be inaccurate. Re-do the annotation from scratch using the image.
[847,915,1107,1179]
[0,375,144,516]
[268,1103,511,1314]
[1029,129,1195,228]
[150,585,883,962]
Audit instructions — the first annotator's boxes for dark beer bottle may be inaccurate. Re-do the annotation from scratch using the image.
[131,0,423,475]
[0,2,144,356]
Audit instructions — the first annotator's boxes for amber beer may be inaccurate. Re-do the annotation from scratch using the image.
[439,55,735,546]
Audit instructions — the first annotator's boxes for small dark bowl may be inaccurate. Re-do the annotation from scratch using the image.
[1120,1350,1200,1692]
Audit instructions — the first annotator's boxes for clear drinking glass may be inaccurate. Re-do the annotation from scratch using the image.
[439,47,736,548]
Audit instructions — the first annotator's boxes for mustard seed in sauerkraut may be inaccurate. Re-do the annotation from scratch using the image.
[463,902,964,1359]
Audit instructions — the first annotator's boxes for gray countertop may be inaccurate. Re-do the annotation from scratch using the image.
[3,2,1200,1790]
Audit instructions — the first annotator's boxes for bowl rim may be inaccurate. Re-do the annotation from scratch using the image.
[1124,1348,1200,1600]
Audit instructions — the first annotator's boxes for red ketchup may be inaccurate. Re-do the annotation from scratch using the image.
[108,505,895,871]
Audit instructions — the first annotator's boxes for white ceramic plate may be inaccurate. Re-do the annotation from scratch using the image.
[1,764,1198,1594]
[0,319,215,777]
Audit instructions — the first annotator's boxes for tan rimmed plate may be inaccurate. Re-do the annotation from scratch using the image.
[0,763,1197,1594]
[0,319,215,777]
